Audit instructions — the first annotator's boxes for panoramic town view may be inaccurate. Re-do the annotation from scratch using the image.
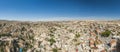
[0,20,120,52]
[0,0,120,52]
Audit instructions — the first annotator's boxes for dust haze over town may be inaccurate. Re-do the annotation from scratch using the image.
[0,0,120,52]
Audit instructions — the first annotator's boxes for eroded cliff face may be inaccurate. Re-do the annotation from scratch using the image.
[0,20,120,52]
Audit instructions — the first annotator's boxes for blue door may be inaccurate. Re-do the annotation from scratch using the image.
[19,48,22,52]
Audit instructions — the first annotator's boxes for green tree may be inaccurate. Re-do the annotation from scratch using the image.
[101,30,111,37]
[48,38,56,46]
[52,48,58,52]
[75,33,80,38]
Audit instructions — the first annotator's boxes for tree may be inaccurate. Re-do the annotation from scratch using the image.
[101,30,111,37]
[75,33,80,38]
[52,48,58,52]
[48,38,56,46]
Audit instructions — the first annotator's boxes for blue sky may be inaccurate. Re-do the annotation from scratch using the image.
[0,0,120,21]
